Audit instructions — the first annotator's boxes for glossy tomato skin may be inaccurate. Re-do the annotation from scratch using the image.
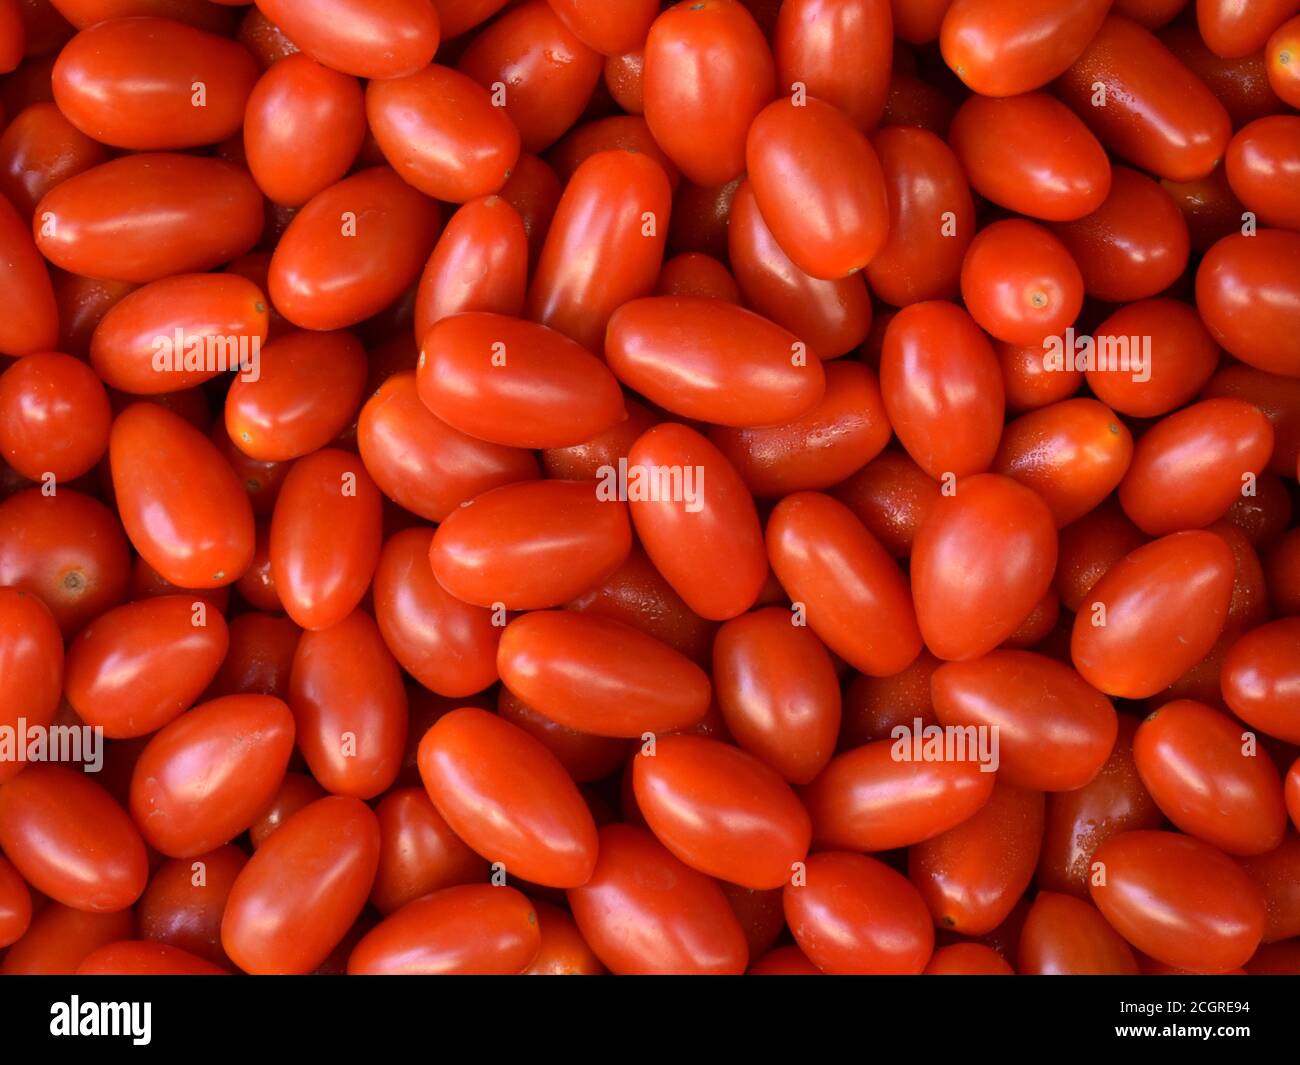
[830,450,941,558]
[270,448,382,630]
[253,0,439,79]
[642,0,774,187]
[0,588,62,786]
[53,17,258,149]
[1090,830,1266,973]
[911,474,1059,661]
[1199,0,1297,58]
[774,0,892,130]
[626,423,768,622]
[879,301,1004,480]
[0,191,57,356]
[269,167,441,331]
[785,851,933,974]
[606,295,825,427]
[801,739,995,851]
[76,941,228,976]
[1222,618,1300,744]
[418,312,626,448]
[497,610,711,738]
[1269,15,1300,107]
[523,900,606,975]
[0,102,108,219]
[767,491,922,676]
[0,853,33,947]
[288,610,407,799]
[1018,891,1139,974]
[1134,698,1286,855]
[34,154,263,283]
[0,764,147,912]
[136,844,247,966]
[0,352,110,482]
[243,53,365,207]
[1224,116,1300,232]
[111,403,254,588]
[567,823,749,975]
[924,942,1014,975]
[370,787,488,915]
[366,64,519,203]
[1203,362,1300,479]
[547,0,656,55]
[526,149,672,353]
[1119,398,1274,536]
[1196,229,1300,378]
[221,795,380,975]
[418,707,598,888]
[348,884,540,975]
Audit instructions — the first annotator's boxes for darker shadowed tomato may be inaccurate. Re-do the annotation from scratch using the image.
[1018,891,1139,974]
[498,689,630,783]
[1198,0,1297,58]
[784,851,933,974]
[418,706,598,888]
[0,764,148,912]
[1058,505,1148,614]
[830,450,941,559]
[348,884,540,974]
[567,823,749,975]
[1222,617,1300,744]
[774,0,892,130]
[0,588,62,786]
[633,734,811,889]
[0,102,108,219]
[137,844,247,966]
[523,900,606,975]
[1241,833,1300,943]
[911,474,1058,661]
[253,0,440,79]
[370,787,488,915]
[924,942,1014,975]
[656,251,739,301]
[1196,229,1300,378]
[840,650,940,747]
[222,795,380,974]
[1,903,134,975]
[1089,830,1266,973]
[75,941,229,976]
[206,612,300,702]
[1203,362,1300,479]
[111,403,255,588]
[0,352,110,482]
[247,772,326,851]
[0,191,57,356]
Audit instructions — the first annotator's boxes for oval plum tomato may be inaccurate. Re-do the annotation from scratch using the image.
[418,312,626,448]
[932,651,1118,791]
[269,166,441,331]
[1134,698,1286,856]
[110,403,254,588]
[625,422,768,622]
[252,0,439,79]
[0,587,62,786]
[288,609,407,799]
[64,594,228,738]
[1018,891,1139,975]
[497,610,711,738]
[0,192,57,356]
[656,251,739,301]
[373,527,499,698]
[1222,618,1300,744]
[526,149,671,354]
[370,787,488,915]
[712,606,841,784]
[129,694,296,858]
[642,0,774,187]
[1071,531,1235,697]
[567,823,748,975]
[1224,116,1300,232]
[1198,0,1298,58]
[34,153,263,284]
[1203,362,1300,479]
[940,0,1112,95]
[75,941,229,976]
[0,764,147,912]
[243,53,366,207]
[1089,830,1265,973]
[785,851,933,974]
[523,900,606,975]
[52,17,258,149]
[0,102,108,220]
[417,706,598,888]
[221,795,380,974]
[547,0,657,55]
[365,64,519,204]
[137,845,247,966]
[1057,15,1232,182]
[878,301,1004,480]
[358,370,538,521]
[1196,229,1300,378]
[766,491,922,676]
[911,474,1058,661]
[348,884,540,975]
[1,903,135,976]
[0,352,110,480]
[633,734,811,889]
[606,295,825,427]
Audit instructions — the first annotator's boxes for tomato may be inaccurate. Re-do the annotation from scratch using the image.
[243,53,365,207]
[221,795,380,974]
[0,853,33,947]
[34,154,263,283]
[269,167,440,331]
[607,296,825,427]
[497,610,711,738]
[246,771,324,850]
[418,312,626,448]
[1268,15,1300,107]
[53,17,257,149]
[784,851,933,974]
[841,650,939,747]
[370,787,487,915]
[830,450,941,559]
[1,902,134,975]
[522,900,605,975]
[1198,0,1298,59]
[1204,362,1300,479]
[547,0,656,55]
[1224,116,1300,232]
[0,191,57,357]
[0,102,107,218]
[1089,830,1265,973]
[1018,892,1139,975]
[0,352,109,480]
[497,689,628,785]
[642,0,773,187]
[1200,230,1300,380]
[0,587,61,787]
[76,940,229,975]
[891,0,950,43]
[1222,618,1300,744]
[940,0,1111,95]
[1266,528,1300,615]
[656,251,739,301]
[549,116,681,192]
[253,0,438,79]
[767,491,922,675]
[1241,833,1300,943]
[603,48,644,113]
[137,845,246,966]
[924,942,1014,975]
[1057,15,1232,182]
[0,764,147,912]
[366,64,519,203]
[288,609,407,798]
[909,781,1044,935]
[911,474,1058,661]
[349,884,540,974]
[64,594,227,737]
[746,98,888,281]
[567,823,748,975]
[774,0,891,131]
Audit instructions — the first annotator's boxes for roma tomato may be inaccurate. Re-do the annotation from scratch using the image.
[1196,229,1300,378]
[1,903,134,976]
[1222,617,1300,744]
[546,0,657,55]
[252,0,439,79]
[0,587,62,786]
[0,854,32,948]
[370,787,488,915]
[0,102,108,219]
[523,900,606,975]
[1198,0,1298,58]
[1224,116,1300,231]
[1018,892,1139,975]
[774,0,892,130]
[0,191,57,356]
[76,941,228,976]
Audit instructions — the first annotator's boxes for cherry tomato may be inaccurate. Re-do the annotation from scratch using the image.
[1268,15,1300,107]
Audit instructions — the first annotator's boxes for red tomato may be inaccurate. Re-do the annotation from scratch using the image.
[523,899,606,975]
[0,587,62,786]
[1,902,134,975]
[924,942,1014,975]
[830,450,941,559]
[136,844,247,966]
[253,0,439,79]
[1198,0,1298,58]
[0,352,110,480]
[547,0,656,55]
[0,101,108,219]
[1268,15,1300,107]
[656,251,740,302]
[1222,618,1300,744]
[774,0,892,130]
[1196,229,1300,377]
[0,191,57,356]
[370,787,488,915]
[1224,116,1300,232]
[0,853,32,948]
[1018,891,1139,975]
[76,940,228,975]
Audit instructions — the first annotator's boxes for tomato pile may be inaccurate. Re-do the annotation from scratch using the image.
[0,0,1299,979]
